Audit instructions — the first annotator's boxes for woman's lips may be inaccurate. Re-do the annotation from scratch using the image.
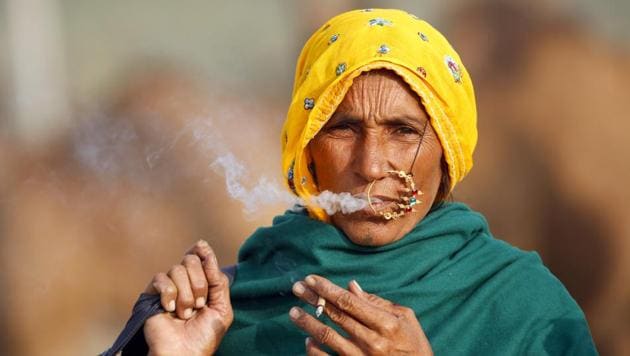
[353,192,396,202]
[368,198,397,211]
[353,193,398,214]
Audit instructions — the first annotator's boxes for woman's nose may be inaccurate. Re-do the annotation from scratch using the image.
[353,134,390,181]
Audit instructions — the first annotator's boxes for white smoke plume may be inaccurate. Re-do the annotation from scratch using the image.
[73,110,369,218]
[210,152,369,217]
[210,153,296,215]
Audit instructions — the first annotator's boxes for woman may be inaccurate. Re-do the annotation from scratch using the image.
[105,9,597,355]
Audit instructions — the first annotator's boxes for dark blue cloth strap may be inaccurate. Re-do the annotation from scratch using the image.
[100,264,236,356]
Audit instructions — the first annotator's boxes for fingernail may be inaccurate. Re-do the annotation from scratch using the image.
[352,280,363,292]
[292,282,305,295]
[289,307,301,320]
[305,337,311,347]
[184,308,193,319]
[195,297,205,308]
[305,275,316,287]
[167,300,175,312]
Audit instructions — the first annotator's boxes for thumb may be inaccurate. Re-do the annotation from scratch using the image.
[202,246,233,318]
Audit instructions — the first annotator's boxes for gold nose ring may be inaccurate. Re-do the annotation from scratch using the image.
[366,179,378,214]
[365,170,424,220]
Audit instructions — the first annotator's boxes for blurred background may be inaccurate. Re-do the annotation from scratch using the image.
[1,0,628,354]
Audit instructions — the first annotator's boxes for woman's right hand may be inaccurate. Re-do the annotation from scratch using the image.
[143,240,233,356]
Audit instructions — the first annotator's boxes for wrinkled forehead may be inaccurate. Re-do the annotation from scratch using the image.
[333,69,427,119]
[350,69,416,92]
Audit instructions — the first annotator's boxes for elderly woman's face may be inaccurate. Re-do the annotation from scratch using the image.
[309,70,444,246]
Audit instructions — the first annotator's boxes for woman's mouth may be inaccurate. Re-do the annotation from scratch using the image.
[353,193,398,215]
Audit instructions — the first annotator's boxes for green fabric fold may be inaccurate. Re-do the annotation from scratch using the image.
[217,202,597,355]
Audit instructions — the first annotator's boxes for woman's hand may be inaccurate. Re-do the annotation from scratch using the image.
[290,275,432,356]
[143,240,233,356]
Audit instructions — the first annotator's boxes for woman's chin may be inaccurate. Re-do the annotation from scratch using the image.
[332,214,407,246]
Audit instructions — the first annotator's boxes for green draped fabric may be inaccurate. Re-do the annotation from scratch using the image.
[216,202,597,355]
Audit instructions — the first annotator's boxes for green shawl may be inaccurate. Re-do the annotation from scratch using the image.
[216,202,597,355]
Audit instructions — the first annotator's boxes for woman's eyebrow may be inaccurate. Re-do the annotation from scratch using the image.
[326,114,427,128]
[382,116,426,128]
[326,114,363,125]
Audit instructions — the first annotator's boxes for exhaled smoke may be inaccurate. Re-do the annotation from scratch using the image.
[210,153,296,215]
[210,153,369,217]
[73,109,369,218]
[307,190,368,215]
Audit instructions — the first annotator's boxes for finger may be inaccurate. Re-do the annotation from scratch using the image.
[306,337,329,356]
[146,272,176,312]
[167,265,195,319]
[292,281,319,305]
[289,307,361,355]
[304,275,397,334]
[185,239,213,262]
[202,246,233,320]
[348,280,396,312]
[182,254,208,308]
[293,281,380,350]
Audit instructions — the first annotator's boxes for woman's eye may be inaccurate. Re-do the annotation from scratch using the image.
[327,123,356,134]
[394,126,419,135]
[332,124,352,130]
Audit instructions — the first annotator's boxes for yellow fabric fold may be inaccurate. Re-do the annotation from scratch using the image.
[281,8,478,221]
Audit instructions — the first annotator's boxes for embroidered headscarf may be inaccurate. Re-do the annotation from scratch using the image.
[281,8,477,221]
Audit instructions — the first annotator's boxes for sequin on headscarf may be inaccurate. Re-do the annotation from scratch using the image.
[336,63,347,76]
[377,44,390,55]
[444,55,463,83]
[287,160,296,193]
[417,66,427,78]
[303,98,315,110]
[369,18,392,27]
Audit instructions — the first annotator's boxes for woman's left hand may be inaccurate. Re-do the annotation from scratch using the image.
[290,275,433,355]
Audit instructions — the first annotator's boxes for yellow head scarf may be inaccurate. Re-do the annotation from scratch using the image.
[281,8,477,221]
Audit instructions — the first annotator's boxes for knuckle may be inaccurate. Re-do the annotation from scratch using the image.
[151,275,168,292]
[169,264,184,275]
[381,319,398,334]
[153,272,167,284]
[326,307,346,325]
[189,240,206,253]
[334,292,354,311]
[317,326,335,344]
[370,339,389,354]
[154,275,176,294]
[401,306,416,318]
[191,279,206,291]
[367,293,382,304]
[163,286,176,296]
[150,280,159,291]
[162,282,176,294]
[183,254,200,266]
[195,239,208,248]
